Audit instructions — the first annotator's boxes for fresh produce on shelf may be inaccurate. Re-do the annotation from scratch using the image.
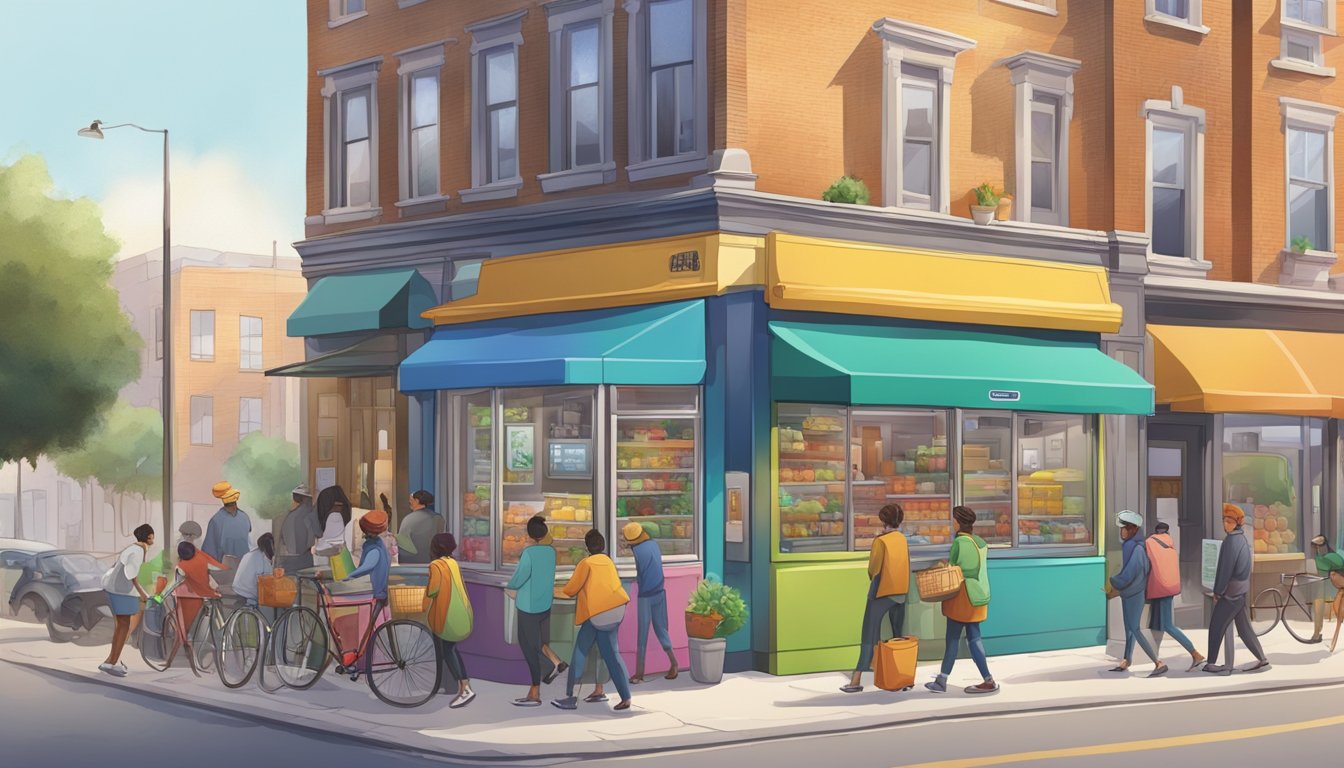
[800,415,844,432]
[1018,519,1089,544]
[503,406,531,423]
[468,406,492,428]
[778,427,806,453]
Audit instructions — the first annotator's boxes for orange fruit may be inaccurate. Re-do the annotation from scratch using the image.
[1265,517,1277,532]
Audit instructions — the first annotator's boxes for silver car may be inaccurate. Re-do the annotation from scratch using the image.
[9,550,112,642]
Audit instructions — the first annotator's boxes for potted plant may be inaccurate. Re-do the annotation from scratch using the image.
[684,577,748,684]
[1292,235,1314,254]
[821,175,871,205]
[971,183,999,225]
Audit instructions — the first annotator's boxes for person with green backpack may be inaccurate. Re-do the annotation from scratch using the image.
[423,532,475,708]
[926,506,997,695]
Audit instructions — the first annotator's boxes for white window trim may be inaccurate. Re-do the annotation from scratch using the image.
[239,315,263,371]
[1142,96,1210,273]
[1144,0,1210,35]
[318,56,382,223]
[624,0,710,182]
[190,309,215,362]
[992,0,1058,16]
[396,41,450,206]
[190,396,214,447]
[542,0,616,193]
[873,18,975,213]
[1281,0,1336,36]
[461,9,527,203]
[1001,51,1080,227]
[328,0,368,28]
[1273,27,1334,77]
[1281,97,1339,256]
[239,397,263,439]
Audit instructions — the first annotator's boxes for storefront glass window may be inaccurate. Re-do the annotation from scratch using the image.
[962,412,1013,547]
[777,404,848,553]
[1224,415,1304,555]
[850,410,951,551]
[1309,418,1324,543]
[459,391,495,567]
[613,386,699,562]
[1016,414,1094,547]
[500,387,596,569]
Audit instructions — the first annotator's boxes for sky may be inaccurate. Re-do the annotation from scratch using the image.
[0,0,307,260]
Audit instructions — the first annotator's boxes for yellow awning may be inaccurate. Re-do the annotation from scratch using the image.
[1273,330,1344,418]
[765,233,1124,334]
[1148,324,1334,416]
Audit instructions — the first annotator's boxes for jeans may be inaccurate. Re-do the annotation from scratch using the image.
[517,609,553,686]
[434,635,468,685]
[940,619,991,680]
[1121,595,1158,664]
[567,620,632,702]
[1206,594,1266,665]
[1147,595,1196,655]
[636,590,673,665]
[854,580,906,673]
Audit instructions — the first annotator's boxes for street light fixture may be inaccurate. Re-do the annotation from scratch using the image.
[79,119,173,575]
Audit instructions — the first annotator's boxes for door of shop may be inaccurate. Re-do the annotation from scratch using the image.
[1148,423,1207,629]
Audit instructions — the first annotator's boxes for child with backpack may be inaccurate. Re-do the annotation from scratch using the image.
[1146,521,1203,670]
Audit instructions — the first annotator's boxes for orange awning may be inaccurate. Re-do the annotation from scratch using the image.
[1273,330,1344,418]
[1148,325,1334,416]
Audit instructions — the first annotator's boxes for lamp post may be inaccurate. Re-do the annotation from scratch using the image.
[79,120,173,575]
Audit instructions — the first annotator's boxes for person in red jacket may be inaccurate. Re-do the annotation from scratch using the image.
[1144,522,1203,670]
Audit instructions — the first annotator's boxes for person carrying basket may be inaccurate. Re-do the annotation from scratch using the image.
[926,506,997,695]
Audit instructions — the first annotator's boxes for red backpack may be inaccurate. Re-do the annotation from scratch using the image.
[1145,533,1181,599]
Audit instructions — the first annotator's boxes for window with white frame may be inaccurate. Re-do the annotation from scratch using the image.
[1281,98,1340,255]
[543,0,615,192]
[319,58,381,217]
[1274,0,1335,76]
[1146,0,1207,33]
[329,0,367,27]
[1286,0,1330,30]
[397,43,445,202]
[873,18,975,212]
[1002,52,1079,227]
[190,396,214,446]
[190,310,214,361]
[463,10,526,202]
[1145,98,1205,263]
[239,315,263,370]
[624,0,708,181]
[239,397,263,439]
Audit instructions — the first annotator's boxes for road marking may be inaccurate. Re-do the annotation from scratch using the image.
[894,713,1344,768]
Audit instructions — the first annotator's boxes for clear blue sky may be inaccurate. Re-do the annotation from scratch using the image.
[0,0,306,241]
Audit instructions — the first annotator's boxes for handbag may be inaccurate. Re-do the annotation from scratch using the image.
[329,546,356,581]
[916,562,964,602]
[438,559,474,642]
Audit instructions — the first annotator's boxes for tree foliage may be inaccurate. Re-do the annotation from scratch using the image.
[223,433,302,521]
[52,401,163,500]
[0,155,141,465]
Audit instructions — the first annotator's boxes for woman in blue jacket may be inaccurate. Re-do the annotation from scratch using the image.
[1105,510,1165,676]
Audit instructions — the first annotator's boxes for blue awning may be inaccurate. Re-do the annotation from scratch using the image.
[288,269,436,337]
[399,300,706,392]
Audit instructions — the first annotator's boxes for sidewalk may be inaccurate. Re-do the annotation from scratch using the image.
[2,616,1341,763]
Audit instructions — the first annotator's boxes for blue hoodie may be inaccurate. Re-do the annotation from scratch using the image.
[1110,533,1150,601]
[347,535,390,600]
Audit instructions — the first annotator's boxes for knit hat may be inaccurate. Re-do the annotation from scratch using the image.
[1115,510,1142,528]
[359,509,389,536]
[1222,503,1245,525]
[212,481,234,499]
[623,521,650,545]
[221,488,241,504]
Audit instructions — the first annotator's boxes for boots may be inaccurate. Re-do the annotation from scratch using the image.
[664,648,679,680]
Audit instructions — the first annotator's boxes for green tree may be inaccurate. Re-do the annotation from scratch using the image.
[224,433,302,521]
[52,401,162,535]
[0,155,140,466]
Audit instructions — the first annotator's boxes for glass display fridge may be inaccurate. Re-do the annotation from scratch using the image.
[612,386,700,563]
[849,409,953,550]
[776,404,848,553]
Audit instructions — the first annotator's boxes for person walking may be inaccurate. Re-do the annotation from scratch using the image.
[1104,511,1165,676]
[1145,522,1203,670]
[1310,535,1344,649]
[926,506,997,695]
[423,533,476,708]
[277,484,318,574]
[233,533,275,618]
[624,522,679,685]
[1204,504,1270,675]
[843,503,909,693]
[552,530,633,712]
[312,485,353,568]
[507,515,567,706]
[100,524,154,677]
[203,482,252,562]
[398,490,445,565]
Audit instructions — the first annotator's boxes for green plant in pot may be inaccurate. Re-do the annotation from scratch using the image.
[821,175,871,205]
[1292,235,1314,254]
[685,577,748,684]
[971,182,1000,225]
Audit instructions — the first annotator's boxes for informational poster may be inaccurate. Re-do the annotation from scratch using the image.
[315,466,336,493]
[1202,538,1222,591]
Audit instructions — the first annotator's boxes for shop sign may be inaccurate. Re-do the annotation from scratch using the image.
[669,250,701,273]
[988,389,1021,403]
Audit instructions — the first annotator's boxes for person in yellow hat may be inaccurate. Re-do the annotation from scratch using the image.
[202,482,252,562]
[624,521,678,684]
[1204,504,1270,674]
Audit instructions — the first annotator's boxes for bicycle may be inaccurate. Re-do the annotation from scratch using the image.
[138,578,250,686]
[269,575,439,707]
[1250,572,1328,643]
[218,602,284,691]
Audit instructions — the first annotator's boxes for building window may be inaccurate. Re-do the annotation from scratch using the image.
[1003,52,1080,227]
[1274,2,1335,77]
[1286,0,1331,30]
[317,394,339,462]
[873,18,975,213]
[542,0,615,192]
[992,0,1057,14]
[190,396,214,446]
[239,397,263,439]
[462,9,526,203]
[239,315,263,370]
[1144,96,1206,265]
[1280,98,1339,265]
[1145,0,1206,33]
[153,306,163,360]
[329,0,367,27]
[624,0,709,181]
[190,310,214,361]
[318,58,381,220]
[396,42,446,203]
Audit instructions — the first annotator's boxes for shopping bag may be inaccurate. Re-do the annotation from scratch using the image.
[439,558,474,642]
[873,636,918,691]
[330,546,356,581]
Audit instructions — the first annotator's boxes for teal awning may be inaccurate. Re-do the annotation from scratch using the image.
[287,269,436,337]
[265,335,401,378]
[771,321,1153,415]
[400,301,706,392]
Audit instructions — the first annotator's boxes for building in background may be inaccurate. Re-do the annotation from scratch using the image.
[0,247,306,552]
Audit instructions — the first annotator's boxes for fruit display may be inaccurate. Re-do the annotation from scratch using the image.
[1015,469,1091,547]
[777,409,847,551]
[503,406,531,423]
[964,472,1011,499]
[616,415,698,558]
[461,401,493,563]
[1018,519,1089,544]
[468,405,492,428]
[971,505,1013,545]
[1251,502,1297,555]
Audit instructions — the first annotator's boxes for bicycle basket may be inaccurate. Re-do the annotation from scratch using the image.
[258,575,297,609]
[388,585,426,618]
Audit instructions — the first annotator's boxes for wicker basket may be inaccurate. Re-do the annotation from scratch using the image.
[916,563,964,602]
[388,585,426,618]
[257,575,297,609]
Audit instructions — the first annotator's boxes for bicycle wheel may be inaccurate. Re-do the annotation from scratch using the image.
[218,607,263,688]
[256,624,284,693]
[187,604,218,674]
[1250,588,1283,637]
[139,604,181,672]
[366,620,440,708]
[1281,592,1321,643]
[273,606,329,690]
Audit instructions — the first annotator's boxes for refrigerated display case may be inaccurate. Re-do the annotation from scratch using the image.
[459,394,494,566]
[1015,414,1093,546]
[962,412,1013,547]
[777,405,847,553]
[850,409,953,550]
[612,386,700,562]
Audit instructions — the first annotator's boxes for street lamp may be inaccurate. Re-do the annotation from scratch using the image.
[79,119,173,575]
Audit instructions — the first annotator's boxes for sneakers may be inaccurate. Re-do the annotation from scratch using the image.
[512,697,542,707]
[965,680,999,694]
[1203,663,1232,676]
[551,696,579,710]
[98,662,124,677]
[449,689,476,709]
[925,677,948,694]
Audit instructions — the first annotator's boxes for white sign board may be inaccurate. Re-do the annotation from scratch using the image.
[1201,538,1222,591]
[315,467,336,493]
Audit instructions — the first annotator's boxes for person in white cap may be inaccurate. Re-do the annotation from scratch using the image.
[277,484,318,573]
[1104,510,1165,676]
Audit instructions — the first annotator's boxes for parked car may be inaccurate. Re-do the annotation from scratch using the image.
[0,538,58,618]
[9,550,112,642]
